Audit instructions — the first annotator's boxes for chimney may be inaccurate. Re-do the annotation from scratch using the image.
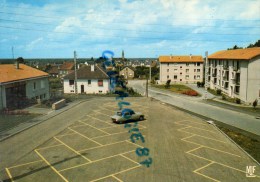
[91,64,95,72]
[15,60,19,69]
[190,54,192,59]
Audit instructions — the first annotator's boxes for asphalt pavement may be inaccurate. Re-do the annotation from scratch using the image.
[128,80,260,136]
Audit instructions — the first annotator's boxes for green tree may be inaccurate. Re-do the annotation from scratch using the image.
[165,79,171,89]
[17,57,24,63]
[253,99,258,109]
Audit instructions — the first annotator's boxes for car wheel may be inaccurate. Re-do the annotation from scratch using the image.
[139,116,144,121]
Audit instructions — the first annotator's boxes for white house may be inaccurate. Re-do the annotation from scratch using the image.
[207,48,260,104]
[159,55,204,84]
[63,65,110,94]
[0,62,50,110]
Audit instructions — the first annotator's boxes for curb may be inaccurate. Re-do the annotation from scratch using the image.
[0,100,85,142]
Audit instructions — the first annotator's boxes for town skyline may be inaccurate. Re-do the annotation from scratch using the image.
[0,0,259,58]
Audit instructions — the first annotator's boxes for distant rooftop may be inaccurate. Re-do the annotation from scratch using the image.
[208,48,260,60]
[0,64,48,84]
[159,55,203,63]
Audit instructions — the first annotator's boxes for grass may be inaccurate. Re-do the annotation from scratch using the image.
[152,84,200,96]
[218,125,260,163]
[0,114,41,133]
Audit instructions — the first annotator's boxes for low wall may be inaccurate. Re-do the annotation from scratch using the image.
[52,99,66,110]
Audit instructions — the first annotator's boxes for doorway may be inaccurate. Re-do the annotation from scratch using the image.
[81,85,84,93]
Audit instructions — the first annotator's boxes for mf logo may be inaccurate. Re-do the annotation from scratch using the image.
[246,166,256,177]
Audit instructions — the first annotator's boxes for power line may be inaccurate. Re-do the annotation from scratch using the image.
[0,25,256,43]
[0,18,259,36]
[1,4,260,22]
[0,11,259,29]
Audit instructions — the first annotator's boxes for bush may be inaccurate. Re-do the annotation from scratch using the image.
[197,82,201,87]
[150,79,156,84]
[182,90,198,96]
[165,79,171,89]
[201,82,205,87]
[216,89,222,95]
[222,95,226,100]
[235,98,241,104]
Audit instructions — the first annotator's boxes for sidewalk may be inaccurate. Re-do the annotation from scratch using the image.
[0,100,85,141]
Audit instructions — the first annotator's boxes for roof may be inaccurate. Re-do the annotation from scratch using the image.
[0,64,48,84]
[121,66,135,71]
[208,48,260,60]
[59,62,74,70]
[48,66,59,74]
[159,55,203,63]
[64,65,109,80]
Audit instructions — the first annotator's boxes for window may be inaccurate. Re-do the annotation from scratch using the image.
[197,69,200,72]
[69,80,74,85]
[88,80,91,85]
[167,75,169,79]
[98,80,103,87]
[185,75,189,79]
[194,69,196,72]
[180,66,182,69]
[174,75,177,79]
[194,75,196,79]
[186,69,189,73]
[33,82,36,90]
[167,69,169,72]
[180,72,182,75]
[99,90,103,93]
[197,63,200,66]
[186,63,189,66]
[41,80,45,89]
[180,79,182,81]
[194,63,196,66]
[43,94,46,98]
[174,69,178,72]
[197,75,200,79]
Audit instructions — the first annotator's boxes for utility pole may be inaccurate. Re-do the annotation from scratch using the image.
[149,63,151,81]
[204,51,208,100]
[12,46,14,60]
[146,76,148,97]
[74,51,78,94]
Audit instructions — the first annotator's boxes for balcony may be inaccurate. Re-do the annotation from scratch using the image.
[233,66,240,73]
[223,65,229,70]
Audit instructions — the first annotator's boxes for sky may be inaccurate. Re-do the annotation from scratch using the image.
[0,0,259,58]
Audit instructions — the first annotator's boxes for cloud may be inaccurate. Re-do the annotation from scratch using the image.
[26,37,43,51]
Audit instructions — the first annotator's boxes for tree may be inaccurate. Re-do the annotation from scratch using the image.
[253,99,258,109]
[247,40,260,48]
[165,79,171,89]
[17,57,24,63]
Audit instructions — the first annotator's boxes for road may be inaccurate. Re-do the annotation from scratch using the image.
[128,80,260,136]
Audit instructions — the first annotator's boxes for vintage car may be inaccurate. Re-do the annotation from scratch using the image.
[111,108,144,124]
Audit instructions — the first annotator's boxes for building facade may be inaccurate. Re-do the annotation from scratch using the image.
[159,55,204,84]
[59,62,75,78]
[0,63,50,110]
[207,48,260,104]
[63,65,110,94]
[119,67,135,79]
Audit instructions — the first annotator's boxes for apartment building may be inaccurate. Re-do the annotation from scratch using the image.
[207,48,260,104]
[159,55,204,84]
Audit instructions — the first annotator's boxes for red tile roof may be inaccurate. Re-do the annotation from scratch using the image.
[59,62,74,70]
[208,48,260,60]
[0,64,48,84]
[159,55,203,63]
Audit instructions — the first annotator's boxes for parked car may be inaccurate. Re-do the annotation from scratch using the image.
[111,108,144,124]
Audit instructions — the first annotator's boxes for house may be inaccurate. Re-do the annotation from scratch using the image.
[159,55,204,84]
[207,48,260,104]
[48,65,59,77]
[63,65,110,94]
[119,66,135,79]
[59,62,74,78]
[0,62,50,110]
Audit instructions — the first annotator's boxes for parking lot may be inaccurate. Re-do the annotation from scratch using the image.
[3,98,260,182]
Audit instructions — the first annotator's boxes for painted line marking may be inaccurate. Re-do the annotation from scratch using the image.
[186,146,203,153]
[93,110,111,117]
[194,161,215,173]
[78,121,111,135]
[54,136,92,162]
[55,132,77,138]
[8,160,43,169]
[68,127,103,146]
[194,170,220,182]
[90,165,141,182]
[5,168,13,182]
[36,144,64,150]
[176,122,218,133]
[125,140,144,148]
[34,149,68,182]
[120,154,141,166]
[90,128,146,139]
[86,115,114,126]
[59,150,136,172]
[78,140,126,152]
[176,120,210,126]
[112,175,123,182]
